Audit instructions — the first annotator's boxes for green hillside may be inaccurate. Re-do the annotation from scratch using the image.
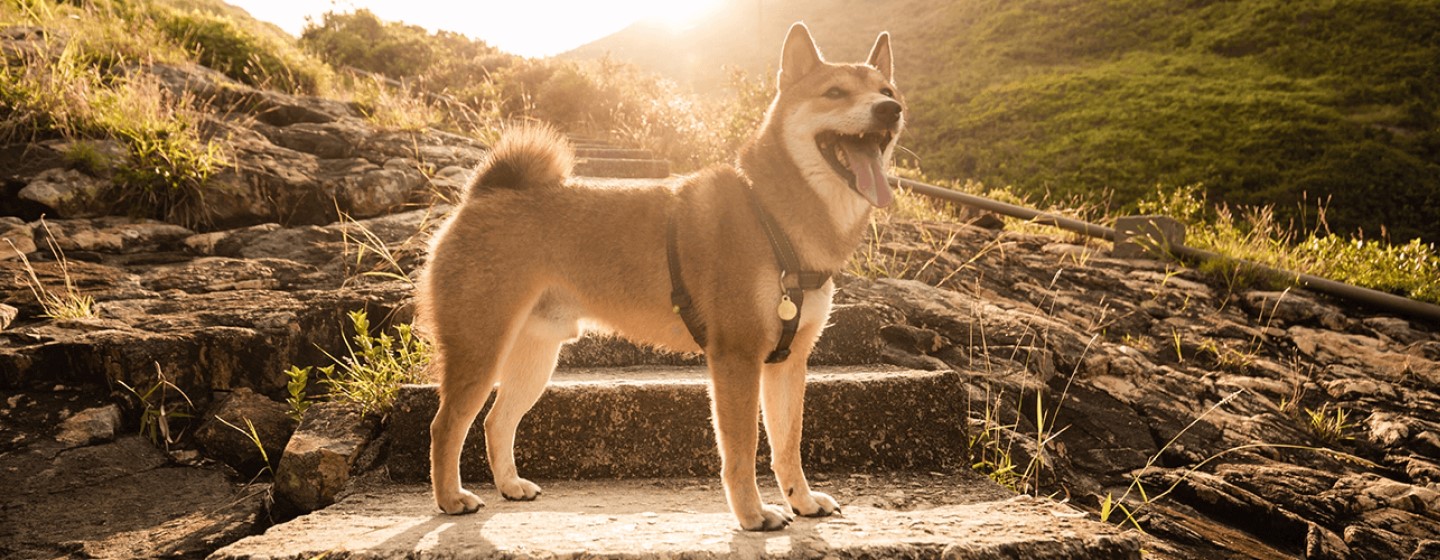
[570,0,1440,243]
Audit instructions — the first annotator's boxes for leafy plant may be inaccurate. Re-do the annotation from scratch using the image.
[283,365,313,421]
[317,309,430,415]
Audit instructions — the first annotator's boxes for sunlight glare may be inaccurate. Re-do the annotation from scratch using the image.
[640,0,724,29]
[226,0,726,58]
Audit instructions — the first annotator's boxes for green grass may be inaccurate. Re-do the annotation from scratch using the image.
[906,0,1440,244]
[1138,183,1440,305]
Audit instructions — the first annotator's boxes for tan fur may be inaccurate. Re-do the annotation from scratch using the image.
[417,22,904,531]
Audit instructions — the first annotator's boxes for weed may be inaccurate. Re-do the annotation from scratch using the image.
[283,365,312,422]
[116,364,195,450]
[1095,390,1378,531]
[351,76,444,132]
[317,309,430,415]
[215,416,275,479]
[1302,403,1355,445]
[336,209,433,287]
[7,220,97,320]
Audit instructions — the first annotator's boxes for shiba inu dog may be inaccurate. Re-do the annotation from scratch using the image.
[418,22,904,531]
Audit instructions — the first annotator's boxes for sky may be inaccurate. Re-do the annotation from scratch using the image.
[226,0,722,58]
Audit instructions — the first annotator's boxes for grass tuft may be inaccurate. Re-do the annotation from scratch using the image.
[307,309,431,415]
[8,220,97,320]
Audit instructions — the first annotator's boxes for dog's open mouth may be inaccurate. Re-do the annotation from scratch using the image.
[817,131,895,208]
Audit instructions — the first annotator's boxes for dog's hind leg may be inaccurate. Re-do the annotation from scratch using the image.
[710,352,795,531]
[762,354,840,517]
[430,291,538,515]
[484,298,577,501]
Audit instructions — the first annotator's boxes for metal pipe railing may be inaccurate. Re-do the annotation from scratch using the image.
[888,176,1440,324]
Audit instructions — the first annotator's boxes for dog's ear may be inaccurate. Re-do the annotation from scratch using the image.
[867,31,893,82]
[779,22,823,89]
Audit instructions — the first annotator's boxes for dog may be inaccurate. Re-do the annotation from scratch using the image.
[418,22,904,531]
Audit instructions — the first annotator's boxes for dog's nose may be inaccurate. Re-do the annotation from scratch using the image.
[872,100,903,124]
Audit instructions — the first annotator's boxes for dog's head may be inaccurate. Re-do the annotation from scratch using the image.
[769,22,904,209]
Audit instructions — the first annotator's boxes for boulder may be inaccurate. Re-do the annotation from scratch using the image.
[193,387,295,476]
[0,216,35,259]
[273,401,381,513]
[54,403,122,448]
[18,168,111,218]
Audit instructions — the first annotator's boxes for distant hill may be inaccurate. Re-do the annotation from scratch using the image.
[566,0,1440,243]
[561,0,945,90]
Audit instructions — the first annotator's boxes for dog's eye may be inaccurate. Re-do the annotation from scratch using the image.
[823,87,847,99]
[880,88,896,98]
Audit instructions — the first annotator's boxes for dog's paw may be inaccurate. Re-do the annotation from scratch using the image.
[437,488,485,514]
[498,478,542,501]
[739,504,795,531]
[790,490,841,518]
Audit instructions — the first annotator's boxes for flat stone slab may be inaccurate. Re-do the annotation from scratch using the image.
[211,477,1142,559]
[383,367,967,482]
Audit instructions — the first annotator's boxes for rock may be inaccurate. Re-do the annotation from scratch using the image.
[1363,316,1432,345]
[1290,326,1439,379]
[1307,522,1351,560]
[1243,290,1348,329]
[337,161,425,217]
[194,387,295,476]
[37,217,193,254]
[1411,541,1440,560]
[274,401,381,513]
[0,216,36,258]
[812,300,902,365]
[1344,525,1417,560]
[0,302,16,330]
[260,120,367,159]
[0,429,261,560]
[54,403,121,448]
[18,168,111,218]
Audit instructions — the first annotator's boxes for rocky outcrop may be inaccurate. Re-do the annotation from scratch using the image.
[824,221,1440,559]
[0,61,484,231]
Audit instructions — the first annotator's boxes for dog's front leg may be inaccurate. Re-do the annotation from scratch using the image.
[762,357,840,517]
[709,353,794,531]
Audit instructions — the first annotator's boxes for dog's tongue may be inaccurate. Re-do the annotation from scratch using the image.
[840,138,893,208]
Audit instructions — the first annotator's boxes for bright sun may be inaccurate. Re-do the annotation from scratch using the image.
[228,0,724,58]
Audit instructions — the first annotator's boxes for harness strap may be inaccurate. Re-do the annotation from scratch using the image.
[665,186,834,364]
[744,188,832,364]
[667,207,708,350]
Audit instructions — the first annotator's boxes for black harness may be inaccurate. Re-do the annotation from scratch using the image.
[667,187,832,364]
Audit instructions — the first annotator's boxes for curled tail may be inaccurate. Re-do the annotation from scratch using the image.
[466,125,574,197]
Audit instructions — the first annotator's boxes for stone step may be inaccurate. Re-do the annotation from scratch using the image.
[574,157,671,179]
[383,367,965,483]
[575,147,655,159]
[210,476,1142,559]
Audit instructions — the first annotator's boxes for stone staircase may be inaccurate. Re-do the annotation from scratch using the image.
[570,135,672,179]
[208,139,1142,559]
